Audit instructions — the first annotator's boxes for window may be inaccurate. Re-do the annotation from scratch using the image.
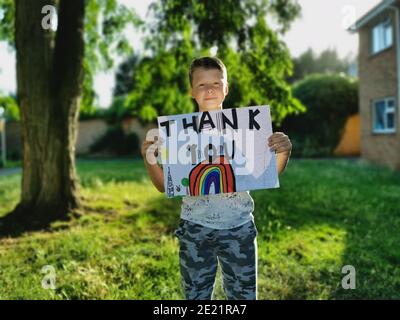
[371,18,393,54]
[373,98,396,133]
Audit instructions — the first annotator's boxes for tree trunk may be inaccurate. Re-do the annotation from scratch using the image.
[6,0,85,229]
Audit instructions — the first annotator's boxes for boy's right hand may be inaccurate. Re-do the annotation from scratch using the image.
[141,137,163,165]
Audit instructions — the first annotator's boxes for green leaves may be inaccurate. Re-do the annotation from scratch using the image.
[268,0,301,34]
[81,0,143,113]
[84,0,142,73]
[149,0,300,50]
[113,0,304,124]
[114,47,194,122]
[139,104,158,122]
[0,0,15,45]
[0,94,19,121]
[0,0,305,124]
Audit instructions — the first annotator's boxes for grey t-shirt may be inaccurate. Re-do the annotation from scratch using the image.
[180,191,255,229]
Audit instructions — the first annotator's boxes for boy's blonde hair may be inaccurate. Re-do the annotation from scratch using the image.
[189,56,227,87]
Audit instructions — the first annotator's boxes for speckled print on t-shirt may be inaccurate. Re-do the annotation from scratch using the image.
[180,191,254,229]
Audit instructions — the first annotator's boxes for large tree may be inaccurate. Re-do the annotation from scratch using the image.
[111,0,304,126]
[13,0,85,225]
[0,0,140,232]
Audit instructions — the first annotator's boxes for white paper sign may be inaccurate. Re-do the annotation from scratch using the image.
[157,105,279,198]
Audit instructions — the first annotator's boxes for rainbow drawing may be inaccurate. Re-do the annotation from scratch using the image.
[188,155,236,196]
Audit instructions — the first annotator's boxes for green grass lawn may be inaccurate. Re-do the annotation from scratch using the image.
[0,158,399,299]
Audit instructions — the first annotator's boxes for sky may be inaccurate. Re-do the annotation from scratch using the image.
[0,0,382,108]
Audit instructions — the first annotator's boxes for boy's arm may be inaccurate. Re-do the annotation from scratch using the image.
[267,132,292,175]
[144,160,165,193]
[141,139,165,193]
[276,151,291,175]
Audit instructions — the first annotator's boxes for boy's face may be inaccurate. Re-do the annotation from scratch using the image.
[190,67,228,112]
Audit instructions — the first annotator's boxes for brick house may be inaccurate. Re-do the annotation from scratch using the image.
[351,0,400,169]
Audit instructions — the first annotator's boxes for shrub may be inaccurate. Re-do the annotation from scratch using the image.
[280,74,358,157]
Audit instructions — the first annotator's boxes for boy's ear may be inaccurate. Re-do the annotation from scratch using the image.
[189,87,193,98]
[224,82,229,96]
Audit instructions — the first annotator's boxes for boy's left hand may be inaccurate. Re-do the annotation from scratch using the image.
[267,132,292,155]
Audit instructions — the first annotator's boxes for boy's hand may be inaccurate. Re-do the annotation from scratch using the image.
[267,132,292,155]
[141,136,163,165]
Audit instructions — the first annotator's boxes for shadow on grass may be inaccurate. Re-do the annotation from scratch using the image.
[0,159,148,238]
[120,196,182,234]
[0,199,84,239]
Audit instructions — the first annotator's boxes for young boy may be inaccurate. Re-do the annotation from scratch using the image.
[141,57,292,300]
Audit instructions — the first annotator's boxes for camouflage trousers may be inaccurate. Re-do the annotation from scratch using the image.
[174,219,258,300]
